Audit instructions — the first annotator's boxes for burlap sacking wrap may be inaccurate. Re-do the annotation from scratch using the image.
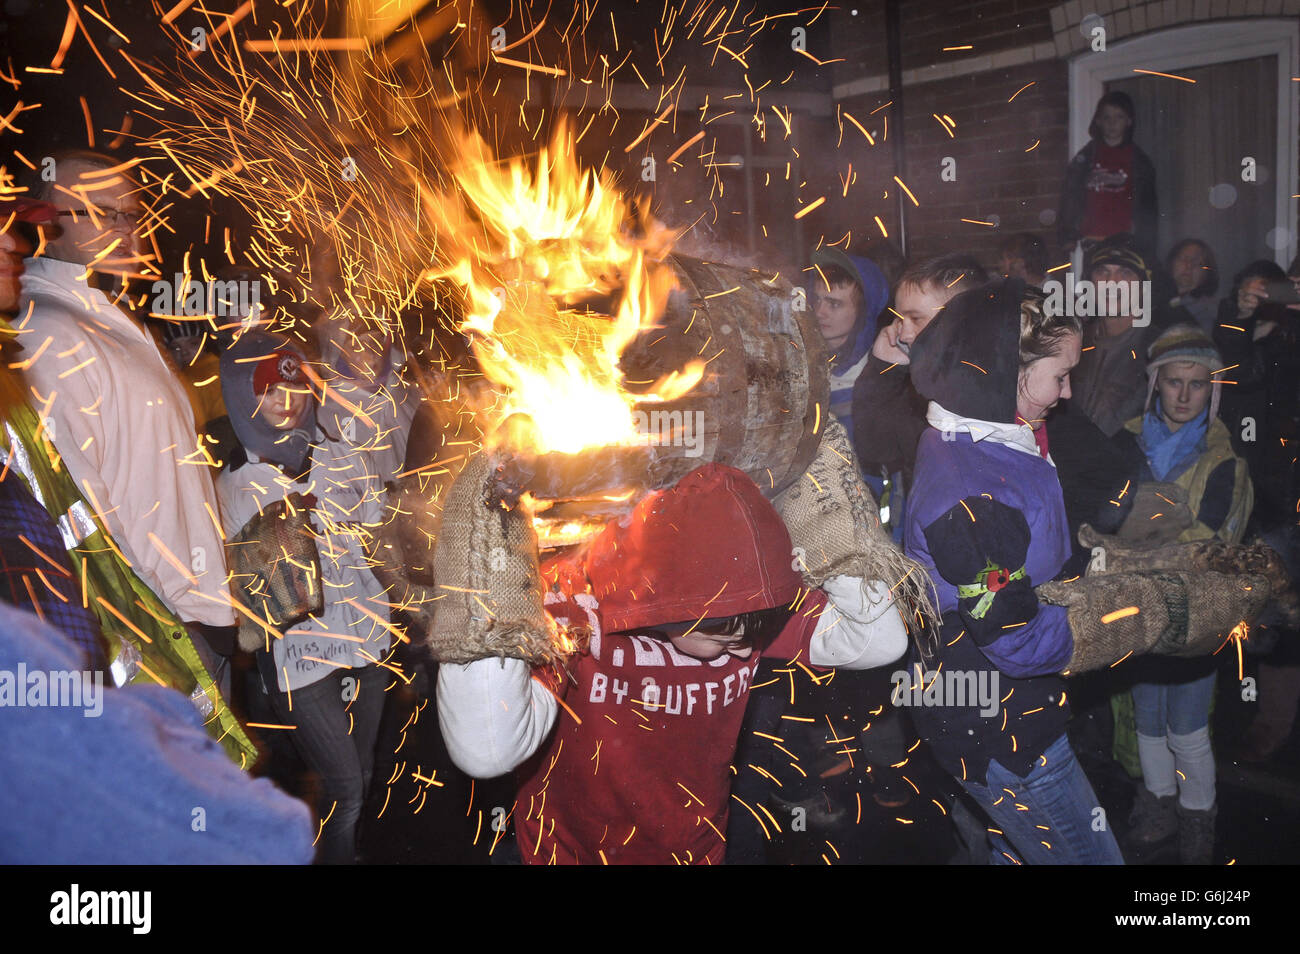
[1143,569,1271,657]
[1080,523,1298,627]
[773,418,936,627]
[1114,481,1194,546]
[428,453,556,665]
[1037,574,1169,674]
[227,497,323,652]
[1039,569,1272,672]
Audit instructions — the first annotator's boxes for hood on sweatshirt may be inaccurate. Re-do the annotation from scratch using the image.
[909,277,1024,425]
[541,463,803,633]
[220,331,316,473]
[811,249,890,369]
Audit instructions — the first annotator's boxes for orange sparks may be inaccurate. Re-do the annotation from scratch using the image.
[1008,82,1036,102]
[624,104,675,152]
[1133,68,1195,83]
[892,175,919,207]
[49,9,77,71]
[842,111,875,145]
[1101,606,1140,624]
[161,0,198,24]
[243,37,370,53]
[491,55,567,77]
[794,196,825,219]
[667,131,705,164]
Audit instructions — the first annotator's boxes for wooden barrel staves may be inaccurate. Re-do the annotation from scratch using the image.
[617,254,828,497]
[497,253,829,518]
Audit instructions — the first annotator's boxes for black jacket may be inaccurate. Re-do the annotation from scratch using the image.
[850,352,929,486]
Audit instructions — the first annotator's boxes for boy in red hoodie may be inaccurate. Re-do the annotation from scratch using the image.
[434,424,924,864]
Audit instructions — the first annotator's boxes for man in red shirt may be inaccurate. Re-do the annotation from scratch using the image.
[435,426,920,864]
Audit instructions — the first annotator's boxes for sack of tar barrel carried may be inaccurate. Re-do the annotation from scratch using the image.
[428,453,557,666]
[1039,568,1272,674]
[1079,523,1299,629]
[227,494,324,652]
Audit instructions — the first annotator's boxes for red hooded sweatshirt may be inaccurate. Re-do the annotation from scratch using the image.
[514,463,825,865]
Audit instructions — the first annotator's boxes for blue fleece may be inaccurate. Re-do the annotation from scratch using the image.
[830,254,890,373]
[906,429,1074,678]
[828,255,891,436]
[0,602,315,864]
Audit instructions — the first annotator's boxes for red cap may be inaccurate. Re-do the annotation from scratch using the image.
[544,463,803,633]
[251,349,305,395]
[0,196,57,226]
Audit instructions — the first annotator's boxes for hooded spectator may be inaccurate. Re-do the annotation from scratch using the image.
[808,248,890,439]
[1212,259,1298,527]
[904,278,1123,864]
[1114,324,1253,864]
[216,330,392,863]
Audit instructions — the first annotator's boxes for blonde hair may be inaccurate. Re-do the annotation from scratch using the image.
[1018,284,1081,366]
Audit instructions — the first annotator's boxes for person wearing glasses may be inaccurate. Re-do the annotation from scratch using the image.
[434,416,930,864]
[18,150,247,753]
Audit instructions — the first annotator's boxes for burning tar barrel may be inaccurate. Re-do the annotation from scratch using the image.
[491,254,830,540]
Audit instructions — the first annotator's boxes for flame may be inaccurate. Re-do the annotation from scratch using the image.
[423,123,702,456]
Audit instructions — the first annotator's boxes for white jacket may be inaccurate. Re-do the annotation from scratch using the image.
[18,257,234,626]
[316,361,418,484]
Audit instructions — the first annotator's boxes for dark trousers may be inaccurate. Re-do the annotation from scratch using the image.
[258,655,388,864]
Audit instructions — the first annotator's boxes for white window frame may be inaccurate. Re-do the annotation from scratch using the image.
[1069,18,1300,268]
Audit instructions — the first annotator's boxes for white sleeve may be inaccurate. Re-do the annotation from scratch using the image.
[808,575,909,670]
[436,656,559,779]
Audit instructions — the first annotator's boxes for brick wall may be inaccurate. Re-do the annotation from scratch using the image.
[823,0,1300,271]
[828,58,1070,266]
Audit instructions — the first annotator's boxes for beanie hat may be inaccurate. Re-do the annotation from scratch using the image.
[1085,234,1152,284]
[1144,322,1224,422]
[252,348,306,396]
[547,463,804,634]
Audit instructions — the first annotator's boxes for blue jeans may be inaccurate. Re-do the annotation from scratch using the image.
[259,657,388,864]
[1132,670,1217,736]
[960,734,1124,865]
